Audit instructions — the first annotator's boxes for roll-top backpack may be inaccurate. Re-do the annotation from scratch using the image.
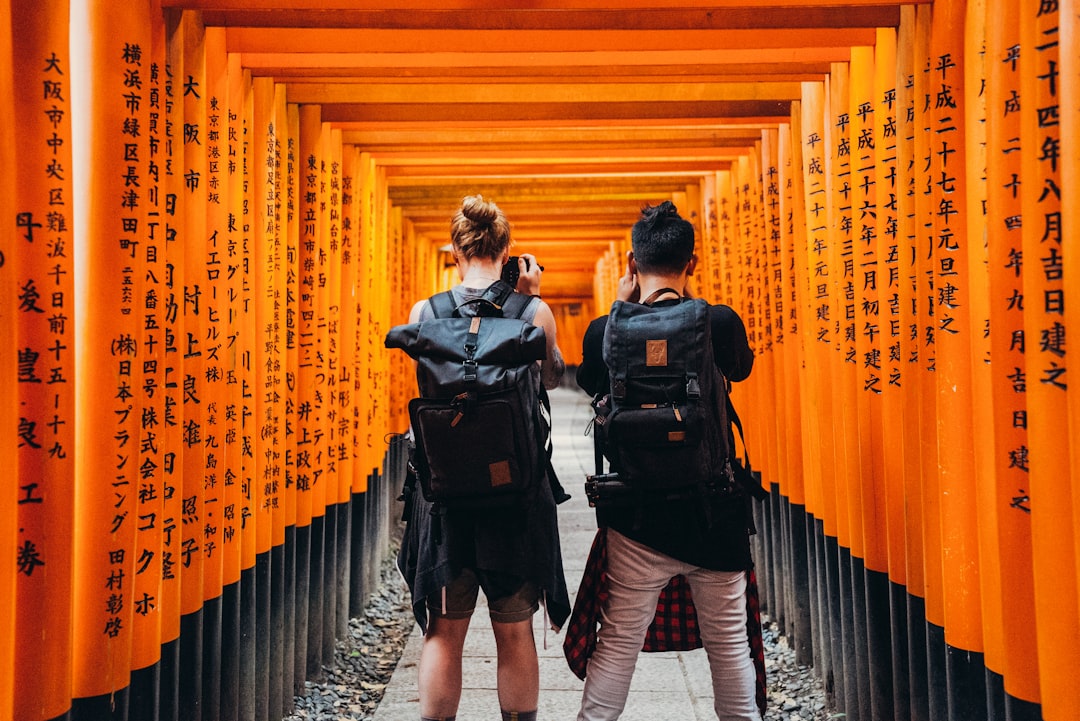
[384,281,547,509]
[597,290,734,495]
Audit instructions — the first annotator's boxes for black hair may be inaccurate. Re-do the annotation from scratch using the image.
[630,200,694,274]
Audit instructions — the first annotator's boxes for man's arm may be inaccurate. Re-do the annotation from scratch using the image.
[532,301,566,390]
[575,317,609,397]
[711,305,754,382]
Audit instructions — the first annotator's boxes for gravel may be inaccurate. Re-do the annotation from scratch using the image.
[283,549,834,721]
[283,548,414,721]
[760,618,836,720]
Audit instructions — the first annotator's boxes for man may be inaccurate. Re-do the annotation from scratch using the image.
[574,201,760,721]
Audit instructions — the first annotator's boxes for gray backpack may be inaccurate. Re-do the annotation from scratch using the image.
[385,282,546,508]
[597,292,734,493]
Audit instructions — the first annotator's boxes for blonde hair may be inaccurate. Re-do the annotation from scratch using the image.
[450,194,511,260]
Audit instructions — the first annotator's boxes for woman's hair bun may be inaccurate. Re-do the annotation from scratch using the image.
[461,194,498,225]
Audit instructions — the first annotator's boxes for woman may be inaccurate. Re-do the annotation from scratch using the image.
[398,194,569,721]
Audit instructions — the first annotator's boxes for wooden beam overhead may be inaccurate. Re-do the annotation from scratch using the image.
[226,27,877,54]
[199,6,899,30]
[167,0,914,285]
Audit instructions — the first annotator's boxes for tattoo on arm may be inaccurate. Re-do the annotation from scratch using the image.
[542,346,566,389]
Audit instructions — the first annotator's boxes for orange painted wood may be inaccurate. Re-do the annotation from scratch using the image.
[168,0,922,11]
[755,130,784,499]
[296,104,327,519]
[192,5,901,32]
[10,0,75,716]
[1020,0,1080,716]
[177,8,209,618]
[781,109,811,514]
[284,100,301,526]
[873,25,907,585]
[271,82,292,543]
[199,22,230,615]
[928,0,983,653]
[893,1,926,605]
[325,126,344,508]
[253,75,281,554]
[0,1,16,716]
[69,0,153,699]
[848,43,885,573]
[1061,0,1080,619]
[353,150,377,492]
[827,61,860,557]
[964,0,1003,676]
[242,47,854,72]
[340,146,360,500]
[983,0,1039,702]
[799,80,836,534]
[224,27,878,55]
[912,2,943,626]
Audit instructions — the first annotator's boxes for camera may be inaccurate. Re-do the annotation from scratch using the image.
[584,473,633,508]
[500,255,529,287]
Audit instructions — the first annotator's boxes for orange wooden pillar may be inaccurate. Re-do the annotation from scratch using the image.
[154,9,185,718]
[0,3,17,718]
[799,77,847,702]
[927,1,988,713]
[272,79,295,718]
[297,103,330,681]
[908,6,949,718]
[251,73,285,718]
[192,24,231,721]
[285,99,305,697]
[1020,1,1079,718]
[1062,0,1080,628]
[340,144,363,620]
[847,47,887,720]
[215,48,250,721]
[11,2,76,719]
[319,124,343,670]
[173,12,210,721]
[69,0,154,714]
[982,0,1041,712]
[893,7,934,720]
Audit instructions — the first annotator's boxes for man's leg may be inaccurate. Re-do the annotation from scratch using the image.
[418,569,482,720]
[491,618,539,717]
[577,530,674,721]
[484,572,541,719]
[684,568,759,721]
[418,614,471,719]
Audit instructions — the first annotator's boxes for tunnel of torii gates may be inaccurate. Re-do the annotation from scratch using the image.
[0,1,1078,721]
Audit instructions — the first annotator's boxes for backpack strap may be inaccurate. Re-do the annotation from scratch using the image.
[641,287,682,306]
[428,290,458,319]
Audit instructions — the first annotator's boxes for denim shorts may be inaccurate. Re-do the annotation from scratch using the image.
[426,568,539,623]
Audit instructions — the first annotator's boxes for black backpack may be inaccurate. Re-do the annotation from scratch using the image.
[596,291,735,494]
[384,282,547,508]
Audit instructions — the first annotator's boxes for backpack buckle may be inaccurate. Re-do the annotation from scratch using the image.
[462,358,478,382]
[686,374,700,398]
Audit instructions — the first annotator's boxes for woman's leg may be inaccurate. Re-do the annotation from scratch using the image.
[684,568,759,721]
[577,530,675,721]
[418,614,472,719]
[491,618,540,714]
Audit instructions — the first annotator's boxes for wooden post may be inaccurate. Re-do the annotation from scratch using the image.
[0,2,17,718]
[1021,0,1080,718]
[11,2,76,718]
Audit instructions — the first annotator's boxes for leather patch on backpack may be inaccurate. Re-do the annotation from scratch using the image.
[646,339,668,366]
[489,460,512,487]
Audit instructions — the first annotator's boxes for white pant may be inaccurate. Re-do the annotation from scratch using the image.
[576,530,759,721]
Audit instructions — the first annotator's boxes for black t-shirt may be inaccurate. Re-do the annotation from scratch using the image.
[576,300,756,571]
